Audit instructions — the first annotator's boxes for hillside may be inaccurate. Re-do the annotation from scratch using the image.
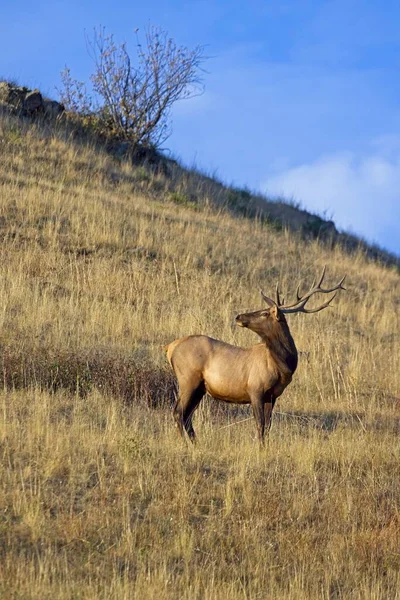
[0,109,399,599]
[1,80,399,268]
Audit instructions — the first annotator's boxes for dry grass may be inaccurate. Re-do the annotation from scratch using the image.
[0,113,399,599]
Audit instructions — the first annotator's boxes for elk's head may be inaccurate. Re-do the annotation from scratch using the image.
[236,299,287,338]
[236,266,346,338]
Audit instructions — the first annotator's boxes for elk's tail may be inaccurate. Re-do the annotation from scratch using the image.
[165,338,184,367]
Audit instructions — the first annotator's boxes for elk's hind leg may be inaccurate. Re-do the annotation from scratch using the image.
[173,382,205,443]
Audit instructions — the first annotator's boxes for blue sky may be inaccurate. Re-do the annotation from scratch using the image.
[1,0,400,255]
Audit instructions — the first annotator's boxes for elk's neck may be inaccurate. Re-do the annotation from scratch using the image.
[259,322,298,374]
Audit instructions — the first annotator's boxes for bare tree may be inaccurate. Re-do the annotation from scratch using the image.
[59,67,93,116]
[59,26,206,148]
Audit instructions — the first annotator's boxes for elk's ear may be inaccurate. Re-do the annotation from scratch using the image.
[261,291,277,308]
[271,303,280,320]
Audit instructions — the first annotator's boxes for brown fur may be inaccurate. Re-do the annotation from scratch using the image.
[166,303,298,444]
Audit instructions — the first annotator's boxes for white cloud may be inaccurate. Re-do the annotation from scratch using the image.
[264,146,400,255]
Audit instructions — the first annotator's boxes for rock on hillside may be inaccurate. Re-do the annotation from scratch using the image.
[0,81,64,118]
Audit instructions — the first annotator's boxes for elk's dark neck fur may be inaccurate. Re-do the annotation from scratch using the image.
[258,319,298,374]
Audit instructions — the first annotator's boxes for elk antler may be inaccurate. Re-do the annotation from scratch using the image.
[274,266,346,314]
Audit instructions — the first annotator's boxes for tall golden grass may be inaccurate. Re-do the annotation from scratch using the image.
[0,113,399,599]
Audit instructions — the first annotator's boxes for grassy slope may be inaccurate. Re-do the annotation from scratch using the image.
[0,113,399,599]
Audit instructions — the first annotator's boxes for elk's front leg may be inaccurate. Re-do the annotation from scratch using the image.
[264,397,276,436]
[251,396,265,446]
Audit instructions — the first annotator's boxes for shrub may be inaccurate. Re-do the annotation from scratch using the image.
[59,26,206,149]
[226,187,254,216]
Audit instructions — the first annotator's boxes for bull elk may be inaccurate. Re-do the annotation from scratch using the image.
[166,267,345,444]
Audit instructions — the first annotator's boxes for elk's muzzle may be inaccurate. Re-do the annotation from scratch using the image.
[235,314,248,327]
